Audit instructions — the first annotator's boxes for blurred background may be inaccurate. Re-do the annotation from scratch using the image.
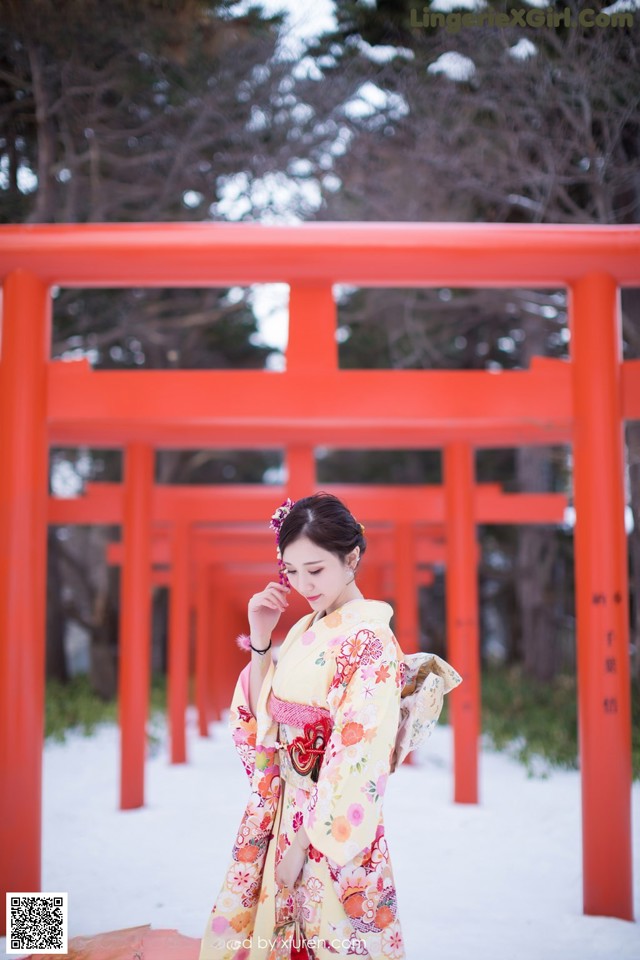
[1,0,638,775]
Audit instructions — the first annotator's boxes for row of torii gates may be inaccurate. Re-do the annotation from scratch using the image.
[0,222,638,935]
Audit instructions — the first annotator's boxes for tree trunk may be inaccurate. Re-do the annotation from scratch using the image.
[515,518,560,681]
[46,530,68,682]
[514,313,561,682]
[151,586,168,675]
[25,40,57,223]
[89,556,119,701]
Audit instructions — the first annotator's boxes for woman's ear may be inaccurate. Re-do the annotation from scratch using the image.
[347,546,360,569]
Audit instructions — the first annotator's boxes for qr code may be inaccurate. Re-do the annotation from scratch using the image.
[6,893,68,955]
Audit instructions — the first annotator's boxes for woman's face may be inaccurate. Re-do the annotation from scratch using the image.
[281,535,358,612]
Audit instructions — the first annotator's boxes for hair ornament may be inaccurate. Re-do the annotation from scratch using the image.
[269,497,296,585]
[269,497,296,539]
[358,521,365,536]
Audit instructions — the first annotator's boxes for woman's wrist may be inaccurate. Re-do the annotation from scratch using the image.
[296,826,310,849]
[250,635,272,655]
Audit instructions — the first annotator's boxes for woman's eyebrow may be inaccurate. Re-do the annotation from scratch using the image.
[284,560,325,567]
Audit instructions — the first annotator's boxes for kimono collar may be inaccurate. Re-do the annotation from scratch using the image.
[311,597,394,628]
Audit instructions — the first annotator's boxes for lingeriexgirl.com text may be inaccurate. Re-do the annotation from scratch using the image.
[410,5,634,33]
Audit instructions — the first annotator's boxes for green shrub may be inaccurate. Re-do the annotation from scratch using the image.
[478,664,640,781]
[45,673,167,745]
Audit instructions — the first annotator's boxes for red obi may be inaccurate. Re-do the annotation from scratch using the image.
[268,692,333,783]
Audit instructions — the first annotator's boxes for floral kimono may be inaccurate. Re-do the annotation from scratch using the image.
[199,598,462,960]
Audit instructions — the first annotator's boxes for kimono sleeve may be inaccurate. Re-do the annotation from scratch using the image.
[304,623,403,867]
[228,662,257,783]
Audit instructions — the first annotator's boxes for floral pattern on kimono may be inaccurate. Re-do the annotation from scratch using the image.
[199,599,462,960]
[199,671,282,959]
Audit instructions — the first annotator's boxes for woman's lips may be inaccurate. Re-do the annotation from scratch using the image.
[306,595,321,601]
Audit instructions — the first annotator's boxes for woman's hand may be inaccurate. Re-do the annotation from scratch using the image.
[275,830,309,890]
[247,581,290,644]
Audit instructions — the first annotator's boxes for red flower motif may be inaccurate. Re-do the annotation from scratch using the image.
[341,722,364,746]
[237,843,259,863]
[375,663,390,684]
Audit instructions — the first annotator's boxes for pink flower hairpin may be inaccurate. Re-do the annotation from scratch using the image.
[269,497,296,586]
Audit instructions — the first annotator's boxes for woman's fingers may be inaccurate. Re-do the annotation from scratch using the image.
[261,599,281,611]
[263,586,289,608]
[250,589,287,607]
[262,595,287,611]
[248,582,290,617]
[265,581,289,592]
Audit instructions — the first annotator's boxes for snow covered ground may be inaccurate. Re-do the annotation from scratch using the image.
[2,708,639,960]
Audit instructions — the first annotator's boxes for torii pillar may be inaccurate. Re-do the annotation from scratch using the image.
[393,522,418,655]
[209,565,240,713]
[444,442,480,805]
[195,559,217,734]
[119,443,153,808]
[393,522,419,766]
[0,270,50,921]
[168,516,191,764]
[287,445,316,501]
[571,273,633,919]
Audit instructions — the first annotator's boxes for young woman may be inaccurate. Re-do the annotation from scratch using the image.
[199,492,462,960]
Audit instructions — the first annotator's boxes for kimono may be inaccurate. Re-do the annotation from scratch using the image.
[199,598,462,960]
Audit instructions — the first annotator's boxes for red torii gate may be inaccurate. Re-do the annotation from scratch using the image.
[1,222,639,931]
[50,479,566,764]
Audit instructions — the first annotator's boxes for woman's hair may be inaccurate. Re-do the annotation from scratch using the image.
[278,492,367,565]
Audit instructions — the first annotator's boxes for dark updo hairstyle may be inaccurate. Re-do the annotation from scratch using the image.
[278,492,367,569]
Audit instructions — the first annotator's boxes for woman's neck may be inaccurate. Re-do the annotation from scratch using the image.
[314,589,364,623]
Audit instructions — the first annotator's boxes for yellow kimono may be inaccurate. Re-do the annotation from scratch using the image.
[199,598,462,960]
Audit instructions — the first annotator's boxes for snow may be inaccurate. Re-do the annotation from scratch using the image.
[230,0,336,62]
[602,0,640,13]
[2,710,638,959]
[508,39,537,61]
[430,0,487,11]
[342,82,409,122]
[347,37,415,65]
[427,52,477,82]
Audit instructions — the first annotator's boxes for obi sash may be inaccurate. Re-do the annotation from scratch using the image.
[268,691,331,728]
[268,691,332,786]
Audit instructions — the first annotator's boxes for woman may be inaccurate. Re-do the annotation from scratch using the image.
[199,493,462,960]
